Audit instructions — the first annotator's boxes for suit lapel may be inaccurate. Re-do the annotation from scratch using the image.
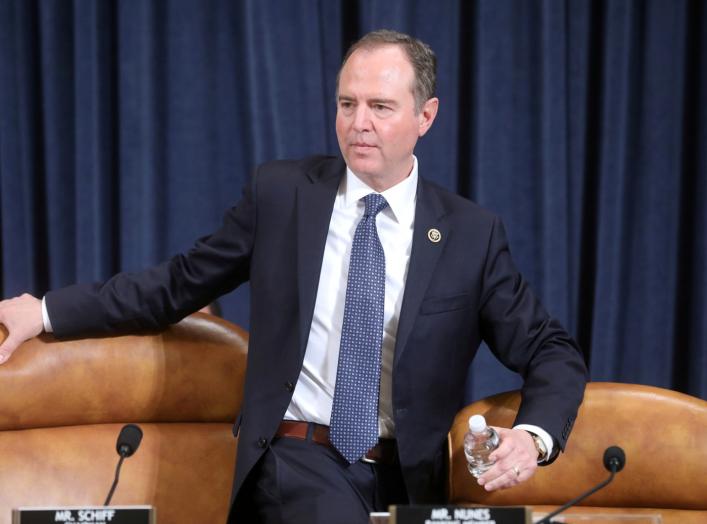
[394,178,449,367]
[296,160,344,356]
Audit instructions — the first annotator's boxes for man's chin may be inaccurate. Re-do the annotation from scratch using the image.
[346,156,381,175]
[348,164,381,180]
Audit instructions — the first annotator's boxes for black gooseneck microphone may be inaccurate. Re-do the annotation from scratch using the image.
[103,424,144,506]
[535,446,626,524]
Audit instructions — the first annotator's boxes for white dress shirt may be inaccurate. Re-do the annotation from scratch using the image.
[284,157,418,438]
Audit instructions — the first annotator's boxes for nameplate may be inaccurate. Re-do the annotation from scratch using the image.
[12,506,155,524]
[387,505,531,524]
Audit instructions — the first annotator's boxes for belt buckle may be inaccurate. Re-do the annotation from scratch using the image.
[361,448,380,464]
[361,444,383,464]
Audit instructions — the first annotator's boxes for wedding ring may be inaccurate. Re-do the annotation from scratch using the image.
[513,465,520,477]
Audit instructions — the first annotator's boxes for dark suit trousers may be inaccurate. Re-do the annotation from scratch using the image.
[232,436,408,524]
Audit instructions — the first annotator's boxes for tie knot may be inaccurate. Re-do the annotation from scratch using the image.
[362,193,388,218]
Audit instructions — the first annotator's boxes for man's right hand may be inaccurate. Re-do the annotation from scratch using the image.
[0,293,44,364]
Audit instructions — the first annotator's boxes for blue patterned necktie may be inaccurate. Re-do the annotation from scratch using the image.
[330,193,389,464]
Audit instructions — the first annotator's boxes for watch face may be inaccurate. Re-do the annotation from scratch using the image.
[533,436,547,458]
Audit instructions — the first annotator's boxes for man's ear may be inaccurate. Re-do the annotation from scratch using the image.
[418,97,439,137]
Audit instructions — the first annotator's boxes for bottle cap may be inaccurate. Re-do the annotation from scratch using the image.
[469,414,487,433]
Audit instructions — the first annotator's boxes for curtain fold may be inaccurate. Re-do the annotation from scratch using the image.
[1,0,704,399]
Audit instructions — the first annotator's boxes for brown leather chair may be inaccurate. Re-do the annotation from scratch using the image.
[447,382,707,523]
[0,313,247,524]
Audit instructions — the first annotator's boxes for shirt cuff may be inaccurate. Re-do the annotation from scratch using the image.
[513,424,554,463]
[41,296,53,333]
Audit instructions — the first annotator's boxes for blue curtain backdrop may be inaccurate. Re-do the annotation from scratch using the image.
[1,0,705,401]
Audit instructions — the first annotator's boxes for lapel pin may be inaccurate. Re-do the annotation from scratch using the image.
[427,228,441,243]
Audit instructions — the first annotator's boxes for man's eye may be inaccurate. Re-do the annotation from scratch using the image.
[374,104,392,113]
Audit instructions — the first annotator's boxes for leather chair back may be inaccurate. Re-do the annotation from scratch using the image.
[0,313,247,524]
[448,382,707,524]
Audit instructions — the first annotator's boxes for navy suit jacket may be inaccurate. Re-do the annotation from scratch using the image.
[46,155,587,508]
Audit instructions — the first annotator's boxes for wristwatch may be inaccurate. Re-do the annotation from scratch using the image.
[530,433,548,461]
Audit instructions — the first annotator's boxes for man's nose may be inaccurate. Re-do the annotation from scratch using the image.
[352,106,372,131]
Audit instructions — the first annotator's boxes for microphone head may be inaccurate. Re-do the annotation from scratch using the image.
[116,424,143,458]
[603,446,626,472]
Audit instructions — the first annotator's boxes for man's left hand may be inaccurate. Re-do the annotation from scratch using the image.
[476,427,538,491]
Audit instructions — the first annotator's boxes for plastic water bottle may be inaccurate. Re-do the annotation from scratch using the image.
[464,414,500,478]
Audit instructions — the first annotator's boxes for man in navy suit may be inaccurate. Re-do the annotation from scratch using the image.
[0,30,587,524]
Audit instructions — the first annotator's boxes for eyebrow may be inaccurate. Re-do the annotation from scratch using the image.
[337,95,398,106]
[369,98,397,106]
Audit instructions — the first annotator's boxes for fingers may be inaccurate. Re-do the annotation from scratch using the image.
[479,461,533,490]
[477,427,538,491]
[0,334,21,364]
[0,293,44,365]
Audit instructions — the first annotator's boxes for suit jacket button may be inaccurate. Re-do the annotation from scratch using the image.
[285,381,295,392]
[257,437,268,448]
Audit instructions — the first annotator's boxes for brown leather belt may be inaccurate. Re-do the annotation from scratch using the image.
[275,420,398,465]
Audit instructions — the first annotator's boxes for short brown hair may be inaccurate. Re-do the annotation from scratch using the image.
[337,29,437,113]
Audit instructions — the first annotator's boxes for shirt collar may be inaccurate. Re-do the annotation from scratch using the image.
[342,155,418,226]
